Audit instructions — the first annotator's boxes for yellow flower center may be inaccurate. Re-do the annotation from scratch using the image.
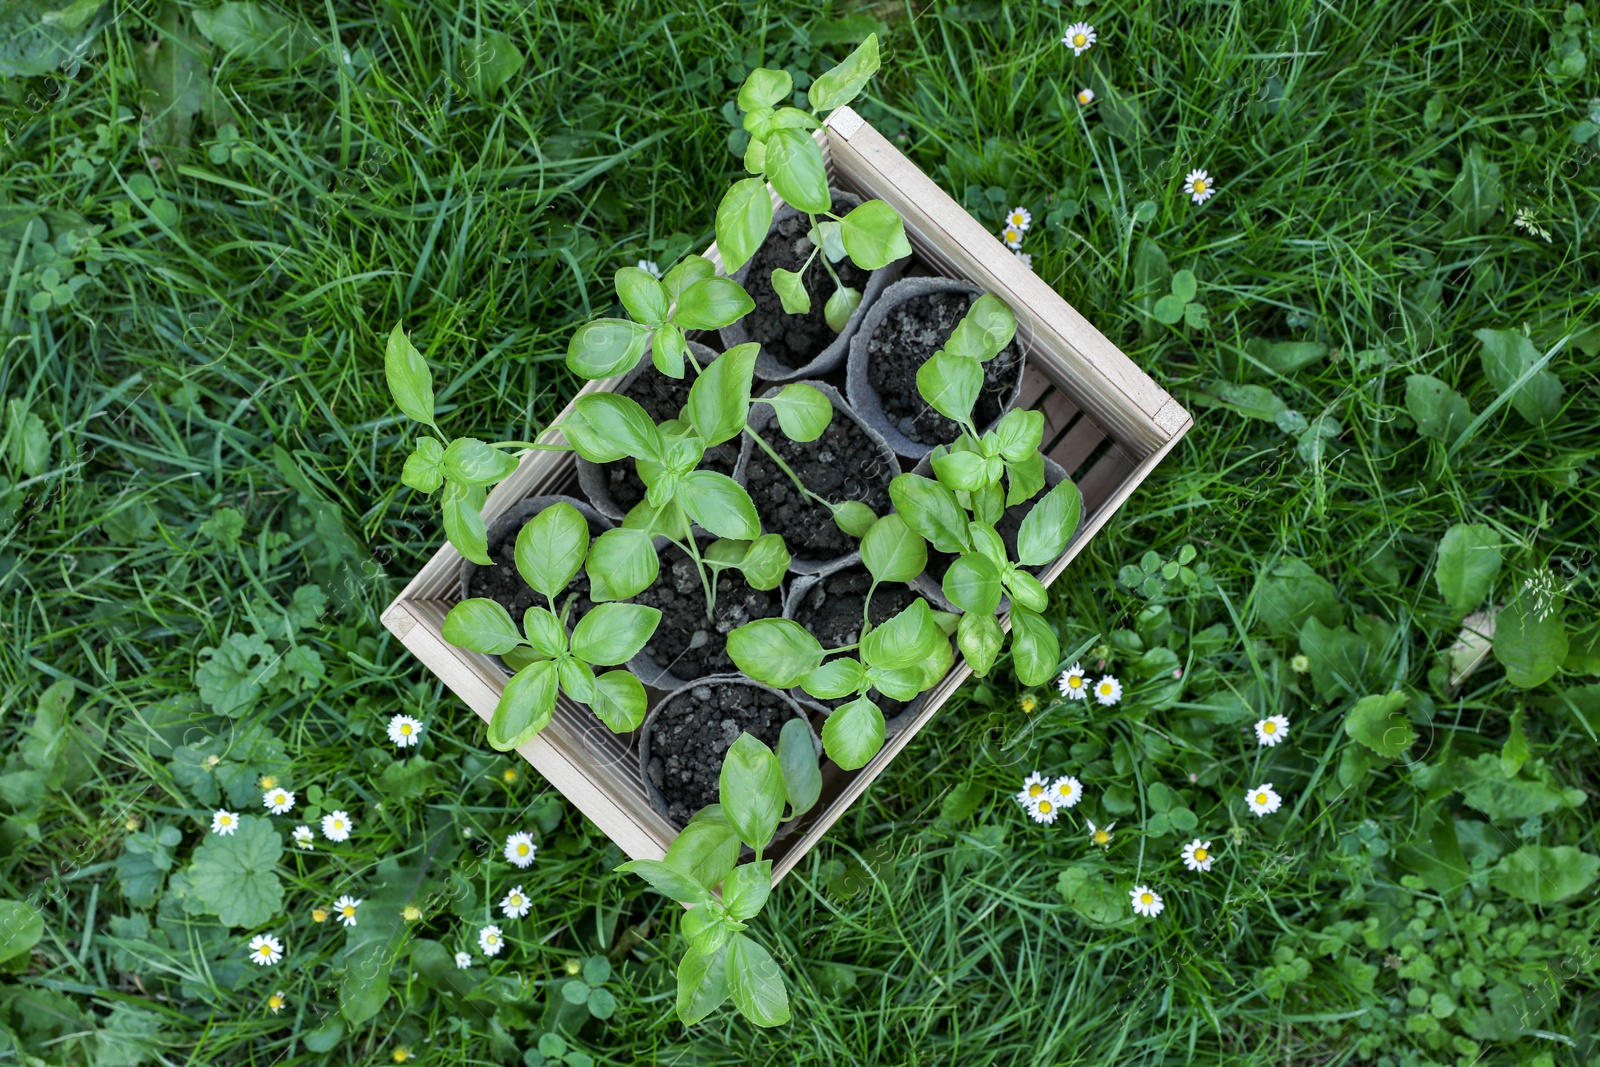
[268,994,283,1009]
[313,909,328,923]
[1020,697,1036,712]
[1194,849,1208,862]
[394,1050,411,1063]
[258,946,273,957]
[1099,684,1112,694]
[401,724,412,734]
[503,769,517,781]
[1073,33,1086,46]
[1078,91,1091,103]
[342,905,356,917]
[1068,676,1082,689]
[333,820,344,830]
[1263,722,1276,734]
[1193,179,1207,193]
[1028,784,1044,797]
[1140,893,1153,905]
[1094,831,1109,844]
[1038,801,1053,814]
[1256,793,1268,805]
[220,815,232,825]
[511,895,522,907]
[517,843,530,855]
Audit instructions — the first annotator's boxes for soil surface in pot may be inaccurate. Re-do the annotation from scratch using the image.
[744,413,894,561]
[744,212,871,370]
[791,566,920,716]
[602,363,738,512]
[866,291,1023,446]
[469,526,597,626]
[631,545,781,680]
[647,682,794,825]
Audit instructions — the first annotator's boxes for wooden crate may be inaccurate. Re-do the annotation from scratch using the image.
[381,107,1192,884]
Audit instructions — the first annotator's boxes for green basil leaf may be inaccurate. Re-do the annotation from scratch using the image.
[807,32,879,113]
[820,694,886,771]
[650,322,688,378]
[860,599,940,670]
[957,611,1005,676]
[801,658,867,699]
[765,383,833,442]
[664,814,742,891]
[441,480,490,564]
[385,324,435,427]
[720,733,786,851]
[588,670,648,732]
[442,598,524,655]
[771,106,821,130]
[617,858,714,905]
[942,553,1001,615]
[967,523,1005,565]
[488,660,558,750]
[569,602,662,666]
[737,533,791,591]
[1009,605,1060,687]
[565,393,663,463]
[674,277,756,331]
[557,656,596,702]
[675,942,731,1025]
[1015,477,1084,566]
[869,664,927,702]
[514,501,590,599]
[686,343,759,447]
[837,199,911,270]
[992,408,1044,462]
[677,471,761,540]
[859,513,927,584]
[664,256,717,304]
[566,317,651,380]
[915,350,982,425]
[771,267,811,315]
[970,481,1004,525]
[615,265,670,326]
[585,527,659,601]
[777,718,821,817]
[738,67,793,111]
[722,860,773,921]
[763,127,831,214]
[889,473,970,553]
[716,177,775,277]
[742,105,775,140]
[831,500,877,537]
[1004,452,1045,506]
[1003,567,1049,613]
[824,285,861,333]
[727,935,791,1028]
[401,437,445,493]
[726,619,824,688]
[744,136,767,174]
[808,219,847,262]
[442,437,519,486]
[521,606,567,658]
[930,449,989,493]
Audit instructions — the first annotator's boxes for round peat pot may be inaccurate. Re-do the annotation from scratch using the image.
[846,276,1027,461]
[625,535,785,692]
[911,452,1076,613]
[638,674,821,831]
[720,189,906,385]
[459,496,614,674]
[574,342,742,523]
[736,381,901,574]
[782,555,929,737]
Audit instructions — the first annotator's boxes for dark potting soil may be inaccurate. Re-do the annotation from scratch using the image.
[468,519,598,628]
[646,682,796,825]
[865,291,1023,446]
[790,566,920,716]
[743,412,894,561]
[601,362,739,512]
[742,212,871,369]
[630,545,781,681]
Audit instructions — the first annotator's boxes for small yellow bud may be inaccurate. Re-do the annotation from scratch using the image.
[402,904,423,922]
[312,908,328,923]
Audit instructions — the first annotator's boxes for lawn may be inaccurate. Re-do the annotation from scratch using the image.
[3,0,1600,1063]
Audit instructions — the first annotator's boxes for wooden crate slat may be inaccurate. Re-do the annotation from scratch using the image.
[1050,412,1108,477]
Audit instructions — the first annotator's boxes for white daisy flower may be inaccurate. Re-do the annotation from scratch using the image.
[455,951,473,969]
[322,810,353,842]
[291,825,315,850]
[1076,87,1095,105]
[1254,715,1290,747]
[387,714,424,748]
[1183,169,1217,205]
[1129,885,1164,918]
[1087,820,1115,849]
[263,788,295,814]
[1059,663,1088,700]
[1050,775,1084,809]
[1062,22,1097,56]
[637,259,662,279]
[504,831,537,868]
[1094,675,1122,706]
[1001,224,1025,249]
[1004,206,1032,232]
[500,885,532,919]
[1014,251,1033,269]
[1027,796,1060,824]
[266,990,286,1014]
[1014,771,1050,807]
[211,810,239,835]
[248,933,283,966]
[1181,839,1215,872]
[334,895,362,927]
[1245,782,1283,817]
[479,925,505,957]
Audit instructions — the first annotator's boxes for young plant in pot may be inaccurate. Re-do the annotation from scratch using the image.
[714,36,913,381]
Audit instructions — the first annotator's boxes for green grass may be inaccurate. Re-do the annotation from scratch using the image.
[3,0,1600,1063]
